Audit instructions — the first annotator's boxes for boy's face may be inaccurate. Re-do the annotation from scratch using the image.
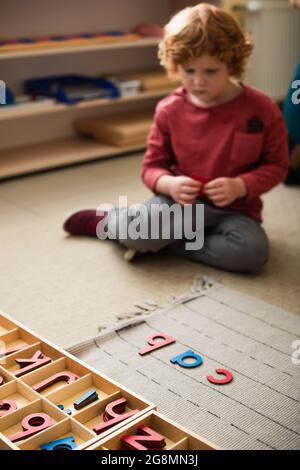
[177,55,232,105]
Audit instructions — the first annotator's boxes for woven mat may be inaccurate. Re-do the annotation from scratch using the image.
[67,278,300,450]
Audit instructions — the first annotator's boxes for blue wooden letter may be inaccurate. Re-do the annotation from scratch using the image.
[170,350,203,368]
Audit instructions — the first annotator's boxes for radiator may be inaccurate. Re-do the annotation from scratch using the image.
[232,0,300,100]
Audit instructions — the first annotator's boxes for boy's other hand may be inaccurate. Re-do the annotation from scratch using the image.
[203,177,247,207]
[169,176,201,205]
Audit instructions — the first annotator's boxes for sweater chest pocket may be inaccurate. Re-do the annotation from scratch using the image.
[231,132,263,167]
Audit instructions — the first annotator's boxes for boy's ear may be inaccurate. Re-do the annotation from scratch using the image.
[165,67,179,80]
[170,65,180,79]
[172,71,180,80]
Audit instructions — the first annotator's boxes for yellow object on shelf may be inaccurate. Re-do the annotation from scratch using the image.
[112,69,181,92]
[74,110,154,147]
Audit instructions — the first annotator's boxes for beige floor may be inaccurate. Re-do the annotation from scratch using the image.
[0,153,299,348]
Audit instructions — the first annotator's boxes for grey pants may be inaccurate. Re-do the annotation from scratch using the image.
[106,195,269,274]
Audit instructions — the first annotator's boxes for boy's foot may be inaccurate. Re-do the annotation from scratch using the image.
[123,249,138,262]
[63,209,108,237]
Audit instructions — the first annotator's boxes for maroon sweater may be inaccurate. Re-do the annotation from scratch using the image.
[142,85,289,221]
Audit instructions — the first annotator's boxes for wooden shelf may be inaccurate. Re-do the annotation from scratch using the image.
[0,88,173,121]
[0,137,146,179]
[0,37,160,60]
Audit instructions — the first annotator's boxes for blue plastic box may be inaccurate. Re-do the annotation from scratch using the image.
[25,74,121,104]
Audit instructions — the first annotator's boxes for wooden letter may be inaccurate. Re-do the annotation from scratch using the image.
[139,333,176,356]
[170,350,203,368]
[0,344,27,359]
[32,371,79,393]
[207,369,233,385]
[0,399,17,417]
[9,413,55,443]
[93,398,139,435]
[41,436,77,450]
[73,389,98,410]
[122,425,166,450]
[13,350,52,378]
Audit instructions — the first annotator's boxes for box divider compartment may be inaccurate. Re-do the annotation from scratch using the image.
[168,437,189,450]
[74,390,122,426]
[0,314,18,335]
[0,328,41,356]
[20,358,90,396]
[0,342,41,368]
[86,410,219,450]
[0,380,41,416]
[1,341,64,376]
[19,417,95,450]
[0,365,15,385]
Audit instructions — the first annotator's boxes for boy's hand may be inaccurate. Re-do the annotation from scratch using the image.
[203,177,247,207]
[168,176,201,205]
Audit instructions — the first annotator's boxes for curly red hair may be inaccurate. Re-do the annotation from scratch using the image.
[159,3,254,79]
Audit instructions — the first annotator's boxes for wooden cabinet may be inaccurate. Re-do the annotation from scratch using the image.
[1,0,296,179]
[0,0,181,179]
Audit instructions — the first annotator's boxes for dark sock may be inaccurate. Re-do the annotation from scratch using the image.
[63,209,108,237]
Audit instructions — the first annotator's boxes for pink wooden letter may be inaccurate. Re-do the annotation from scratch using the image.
[9,413,55,443]
[93,398,139,435]
[122,425,166,450]
[0,400,18,417]
[139,333,176,356]
[32,371,79,393]
[13,350,52,378]
[207,369,234,385]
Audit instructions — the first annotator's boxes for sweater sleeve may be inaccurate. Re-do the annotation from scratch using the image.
[239,104,289,200]
[141,103,175,191]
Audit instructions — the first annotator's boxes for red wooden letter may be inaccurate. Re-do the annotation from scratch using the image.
[32,371,79,393]
[122,425,166,450]
[207,369,234,385]
[0,399,18,417]
[93,398,139,435]
[0,344,27,359]
[139,333,176,356]
[9,413,55,443]
[13,350,52,378]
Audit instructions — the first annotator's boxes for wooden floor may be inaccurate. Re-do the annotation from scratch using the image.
[0,153,299,347]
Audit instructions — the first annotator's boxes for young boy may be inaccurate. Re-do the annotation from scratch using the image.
[64,3,288,274]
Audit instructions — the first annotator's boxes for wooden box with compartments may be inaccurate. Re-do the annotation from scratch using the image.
[87,410,220,450]
[0,311,154,450]
[0,310,220,451]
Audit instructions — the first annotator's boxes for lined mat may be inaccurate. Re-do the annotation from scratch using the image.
[68,281,300,450]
